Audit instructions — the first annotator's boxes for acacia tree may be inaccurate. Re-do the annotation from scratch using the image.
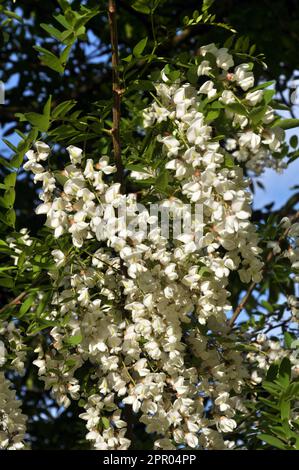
[0,0,299,450]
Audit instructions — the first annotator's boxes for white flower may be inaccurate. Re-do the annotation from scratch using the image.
[105,183,121,204]
[245,89,263,106]
[217,417,237,433]
[234,63,254,91]
[97,156,117,175]
[216,48,234,70]
[0,373,27,450]
[263,106,275,124]
[35,141,50,161]
[69,221,89,247]
[131,169,156,180]
[225,138,237,151]
[215,392,231,412]
[199,80,217,99]
[199,43,218,57]
[23,160,44,173]
[267,241,281,255]
[186,117,211,146]
[262,128,284,152]
[220,90,236,105]
[239,131,261,152]
[157,135,181,157]
[197,60,212,76]
[67,145,83,164]
[51,249,66,268]
[35,202,51,215]
[185,432,199,448]
[173,84,196,119]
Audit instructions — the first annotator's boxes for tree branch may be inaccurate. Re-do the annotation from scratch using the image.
[108,0,125,193]
[229,210,299,327]
[0,291,27,315]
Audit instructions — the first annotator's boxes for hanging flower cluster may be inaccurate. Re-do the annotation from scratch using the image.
[0,43,296,450]
[0,372,27,450]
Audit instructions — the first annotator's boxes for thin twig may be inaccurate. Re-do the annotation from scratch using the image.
[228,282,256,327]
[0,291,27,315]
[229,210,299,327]
[0,272,49,315]
[108,0,125,193]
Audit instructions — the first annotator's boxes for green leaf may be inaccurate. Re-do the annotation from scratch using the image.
[257,434,287,449]
[36,291,52,316]
[27,320,57,335]
[206,109,220,122]
[275,357,292,388]
[133,37,148,57]
[2,139,17,153]
[250,105,267,125]
[251,80,276,92]
[198,266,211,277]
[3,9,23,23]
[155,171,169,191]
[226,102,248,116]
[19,97,51,132]
[266,363,279,381]
[5,208,16,227]
[101,417,110,430]
[263,89,275,104]
[40,23,63,41]
[4,188,15,208]
[43,95,52,117]
[0,276,14,288]
[285,382,299,399]
[60,44,72,65]
[273,118,299,130]
[34,46,65,74]
[262,381,281,395]
[284,331,294,348]
[54,13,71,29]
[22,112,50,132]
[279,357,291,383]
[10,128,38,169]
[128,80,154,92]
[165,67,180,82]
[224,154,235,168]
[19,294,36,317]
[131,1,151,14]
[65,334,83,346]
[290,135,298,149]
[261,300,274,312]
[52,100,77,119]
[186,66,198,84]
[4,172,17,188]
[122,54,133,63]
[202,0,215,12]
[280,400,290,421]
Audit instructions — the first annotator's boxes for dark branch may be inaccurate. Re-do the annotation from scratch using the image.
[108,0,125,193]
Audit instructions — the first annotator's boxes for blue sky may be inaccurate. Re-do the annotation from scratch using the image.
[253,103,299,210]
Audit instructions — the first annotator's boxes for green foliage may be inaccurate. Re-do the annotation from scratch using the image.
[16,96,52,133]
[256,358,299,450]
[34,2,100,74]
[183,0,236,32]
